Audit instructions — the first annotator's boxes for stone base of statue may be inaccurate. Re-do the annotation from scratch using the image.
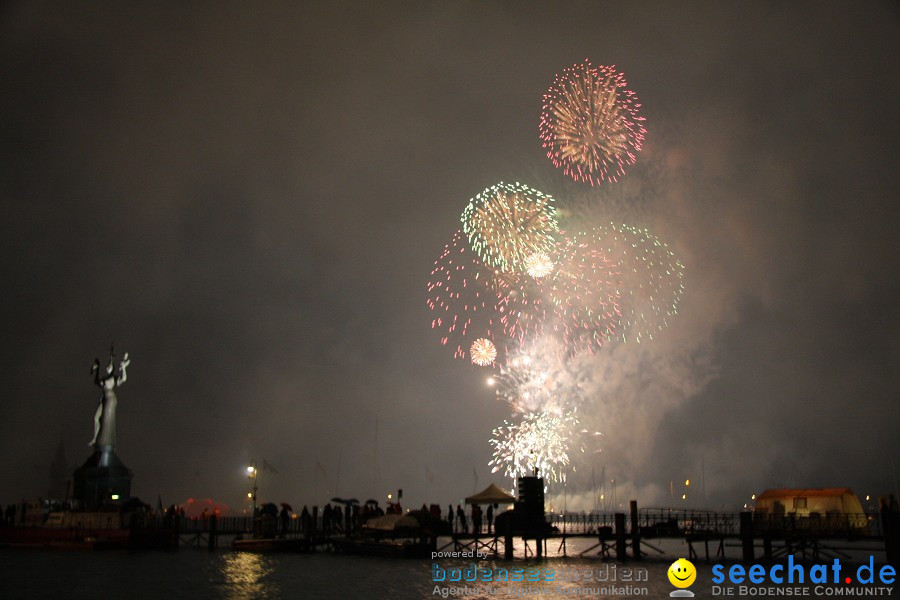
[72,445,133,510]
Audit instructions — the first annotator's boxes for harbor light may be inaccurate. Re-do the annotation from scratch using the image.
[685,479,690,486]
[111,494,119,500]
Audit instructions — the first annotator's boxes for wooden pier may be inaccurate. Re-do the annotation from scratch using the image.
[439,500,896,563]
[7,500,893,562]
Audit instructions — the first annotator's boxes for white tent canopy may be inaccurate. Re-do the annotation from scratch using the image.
[465,483,516,505]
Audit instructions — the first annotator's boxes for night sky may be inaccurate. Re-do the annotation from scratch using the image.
[1,1,897,513]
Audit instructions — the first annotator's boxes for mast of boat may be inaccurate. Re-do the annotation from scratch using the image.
[336,450,342,497]
[373,417,380,495]
[701,454,706,503]
[599,465,607,511]
[893,458,899,502]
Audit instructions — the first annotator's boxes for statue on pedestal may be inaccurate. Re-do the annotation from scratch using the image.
[74,345,134,508]
[88,347,130,449]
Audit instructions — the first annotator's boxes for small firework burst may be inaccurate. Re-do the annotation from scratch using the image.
[488,411,578,483]
[540,61,646,185]
[525,252,555,278]
[461,182,559,274]
[470,337,498,366]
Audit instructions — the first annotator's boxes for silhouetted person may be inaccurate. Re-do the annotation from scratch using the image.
[280,506,290,536]
[472,504,482,535]
[333,505,343,531]
[447,505,454,531]
[456,505,467,533]
[487,504,495,534]
[301,506,311,537]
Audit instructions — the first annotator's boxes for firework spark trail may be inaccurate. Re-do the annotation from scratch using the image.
[425,230,505,362]
[589,223,685,343]
[540,61,646,185]
[495,271,552,346]
[492,341,584,415]
[461,181,559,274]
[547,231,623,354]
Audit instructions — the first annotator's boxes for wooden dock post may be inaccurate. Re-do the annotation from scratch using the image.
[208,514,217,550]
[883,498,899,567]
[630,500,641,560]
[615,512,627,561]
[740,511,754,561]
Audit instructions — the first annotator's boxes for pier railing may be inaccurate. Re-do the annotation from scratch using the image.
[546,509,882,539]
[752,512,880,538]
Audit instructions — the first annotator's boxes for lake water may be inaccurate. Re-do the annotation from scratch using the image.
[0,537,894,599]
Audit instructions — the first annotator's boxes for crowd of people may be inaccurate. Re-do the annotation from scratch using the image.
[0,497,506,538]
[449,503,498,535]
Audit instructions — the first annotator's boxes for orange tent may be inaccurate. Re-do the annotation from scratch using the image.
[180,497,233,518]
[755,488,864,516]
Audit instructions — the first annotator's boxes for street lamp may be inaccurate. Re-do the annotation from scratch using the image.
[247,462,258,515]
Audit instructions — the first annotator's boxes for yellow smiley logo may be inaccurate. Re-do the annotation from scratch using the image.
[668,558,697,588]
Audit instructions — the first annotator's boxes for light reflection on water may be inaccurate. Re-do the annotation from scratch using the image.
[0,541,893,599]
[220,552,278,599]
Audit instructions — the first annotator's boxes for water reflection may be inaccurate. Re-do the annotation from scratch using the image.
[221,552,278,599]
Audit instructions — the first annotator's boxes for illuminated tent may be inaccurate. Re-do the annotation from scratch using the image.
[465,483,516,505]
[754,488,864,516]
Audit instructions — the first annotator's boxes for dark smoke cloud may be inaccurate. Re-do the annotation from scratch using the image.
[1,1,897,512]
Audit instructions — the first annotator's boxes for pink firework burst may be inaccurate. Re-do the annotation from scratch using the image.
[540,60,646,185]
[547,231,623,354]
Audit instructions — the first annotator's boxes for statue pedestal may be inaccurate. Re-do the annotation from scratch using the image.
[72,446,132,509]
